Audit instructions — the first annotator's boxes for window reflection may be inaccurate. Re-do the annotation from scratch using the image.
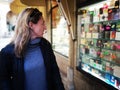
[52,7,69,57]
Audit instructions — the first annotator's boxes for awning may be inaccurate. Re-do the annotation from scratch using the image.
[10,0,46,18]
[10,0,27,14]
[20,0,45,6]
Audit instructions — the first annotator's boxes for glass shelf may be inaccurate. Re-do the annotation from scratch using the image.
[80,37,120,42]
[81,19,120,24]
[80,52,120,67]
[81,62,120,81]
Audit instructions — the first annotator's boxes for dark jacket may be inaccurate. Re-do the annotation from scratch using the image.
[0,38,65,90]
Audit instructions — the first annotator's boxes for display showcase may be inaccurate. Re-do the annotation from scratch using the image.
[77,0,120,89]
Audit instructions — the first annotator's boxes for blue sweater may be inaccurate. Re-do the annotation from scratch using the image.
[24,38,48,90]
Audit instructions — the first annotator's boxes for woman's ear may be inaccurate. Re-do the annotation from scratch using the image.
[29,21,33,29]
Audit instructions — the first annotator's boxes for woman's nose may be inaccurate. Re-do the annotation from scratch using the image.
[43,25,47,33]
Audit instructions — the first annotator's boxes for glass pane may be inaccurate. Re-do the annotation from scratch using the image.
[52,6,69,57]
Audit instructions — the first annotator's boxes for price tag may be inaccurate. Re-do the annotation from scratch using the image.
[92,33,98,39]
[113,66,120,77]
[86,32,92,38]
[115,32,120,40]
[81,32,85,38]
[81,39,86,44]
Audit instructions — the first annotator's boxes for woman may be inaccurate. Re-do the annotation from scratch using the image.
[0,8,65,90]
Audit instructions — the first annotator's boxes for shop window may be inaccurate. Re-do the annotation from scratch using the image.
[0,4,13,50]
[52,6,69,57]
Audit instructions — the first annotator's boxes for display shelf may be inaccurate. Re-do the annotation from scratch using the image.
[80,52,120,67]
[81,19,120,24]
[80,44,120,52]
[76,66,118,90]
[81,62,120,79]
[80,37,120,42]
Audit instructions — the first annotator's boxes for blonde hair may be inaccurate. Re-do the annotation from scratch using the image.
[11,8,42,57]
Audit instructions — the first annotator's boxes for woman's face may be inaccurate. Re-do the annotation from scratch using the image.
[30,16,46,39]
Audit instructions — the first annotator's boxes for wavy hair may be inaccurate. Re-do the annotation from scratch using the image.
[11,8,42,58]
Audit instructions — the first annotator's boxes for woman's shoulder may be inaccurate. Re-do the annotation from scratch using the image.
[41,37,51,46]
[0,43,14,54]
